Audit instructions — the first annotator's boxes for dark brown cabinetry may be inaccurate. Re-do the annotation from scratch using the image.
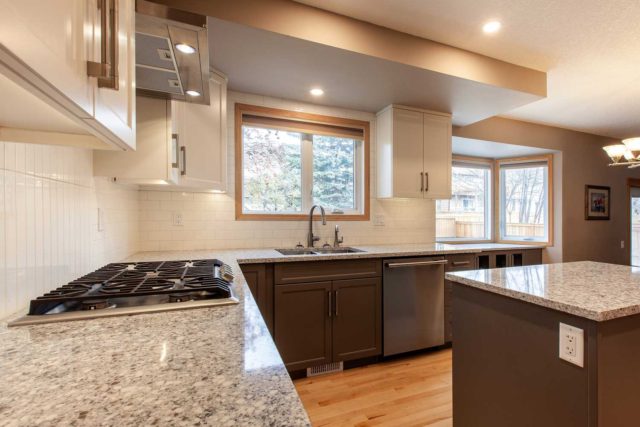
[274,281,332,371]
[239,263,274,334]
[444,254,477,343]
[273,260,382,372]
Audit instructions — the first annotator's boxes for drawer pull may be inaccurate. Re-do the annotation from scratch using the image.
[452,261,471,267]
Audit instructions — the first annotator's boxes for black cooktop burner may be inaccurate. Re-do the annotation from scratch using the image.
[28,259,234,315]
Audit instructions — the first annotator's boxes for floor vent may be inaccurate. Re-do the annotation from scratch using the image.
[307,361,343,377]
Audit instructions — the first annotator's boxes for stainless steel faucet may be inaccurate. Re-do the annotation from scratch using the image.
[334,225,344,248]
[307,205,326,247]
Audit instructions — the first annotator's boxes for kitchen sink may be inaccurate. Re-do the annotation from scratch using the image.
[275,247,365,256]
[312,247,365,254]
[275,248,317,256]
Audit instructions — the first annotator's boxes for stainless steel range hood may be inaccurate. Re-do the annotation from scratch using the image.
[135,0,210,105]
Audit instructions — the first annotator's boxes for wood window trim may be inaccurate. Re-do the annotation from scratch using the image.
[436,155,494,244]
[495,154,554,246]
[234,103,371,221]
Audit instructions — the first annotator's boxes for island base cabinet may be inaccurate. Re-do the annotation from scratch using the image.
[274,282,332,372]
[332,278,382,362]
[274,277,382,373]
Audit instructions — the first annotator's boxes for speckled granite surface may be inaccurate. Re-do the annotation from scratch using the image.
[447,261,640,321]
[236,242,545,264]
[0,251,311,427]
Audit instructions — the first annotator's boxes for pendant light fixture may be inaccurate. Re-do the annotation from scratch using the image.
[603,138,640,168]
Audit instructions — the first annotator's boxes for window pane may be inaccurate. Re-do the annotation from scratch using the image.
[312,135,356,211]
[500,164,547,241]
[436,165,490,240]
[242,126,302,213]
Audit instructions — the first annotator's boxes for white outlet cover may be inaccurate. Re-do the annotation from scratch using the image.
[97,208,105,232]
[373,214,385,226]
[559,322,584,367]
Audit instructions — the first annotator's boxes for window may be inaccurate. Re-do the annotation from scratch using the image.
[497,156,553,243]
[436,161,492,241]
[236,104,370,220]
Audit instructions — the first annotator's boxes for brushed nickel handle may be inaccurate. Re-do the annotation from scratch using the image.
[87,0,119,89]
[425,172,429,192]
[180,146,187,175]
[420,172,424,192]
[385,260,448,269]
[452,261,471,266]
[171,134,179,168]
[334,290,339,317]
[328,291,332,317]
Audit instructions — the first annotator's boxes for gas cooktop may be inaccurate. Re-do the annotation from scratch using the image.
[9,259,239,326]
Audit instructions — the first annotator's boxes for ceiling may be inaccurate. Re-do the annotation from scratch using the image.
[294,0,640,138]
[208,17,540,126]
[453,136,556,159]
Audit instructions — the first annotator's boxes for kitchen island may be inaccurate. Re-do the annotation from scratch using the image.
[447,261,640,427]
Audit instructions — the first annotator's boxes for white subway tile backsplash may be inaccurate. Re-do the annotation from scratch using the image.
[0,142,139,320]
[137,91,436,251]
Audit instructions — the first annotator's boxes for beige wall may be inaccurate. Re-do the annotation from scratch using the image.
[0,142,139,320]
[454,117,640,264]
[137,91,437,251]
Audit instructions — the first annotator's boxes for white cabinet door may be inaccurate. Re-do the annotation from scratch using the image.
[175,72,227,191]
[422,113,452,199]
[0,0,95,118]
[92,0,136,150]
[392,108,424,199]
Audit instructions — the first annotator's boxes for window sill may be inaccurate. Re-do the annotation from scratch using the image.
[236,213,370,221]
[497,239,553,247]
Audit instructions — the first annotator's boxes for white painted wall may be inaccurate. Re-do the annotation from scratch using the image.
[0,142,139,320]
[138,91,437,251]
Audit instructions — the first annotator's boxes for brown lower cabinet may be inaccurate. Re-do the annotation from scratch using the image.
[274,277,382,372]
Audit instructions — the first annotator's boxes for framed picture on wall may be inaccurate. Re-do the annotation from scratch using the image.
[585,185,610,220]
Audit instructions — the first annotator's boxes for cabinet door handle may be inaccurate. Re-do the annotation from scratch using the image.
[334,290,339,317]
[420,172,424,192]
[171,134,179,168]
[180,146,187,175]
[425,172,429,192]
[328,291,332,318]
[385,259,448,269]
[87,0,119,89]
[452,261,471,267]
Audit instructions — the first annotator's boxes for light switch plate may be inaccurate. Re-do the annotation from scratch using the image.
[559,322,584,367]
[373,214,385,226]
[172,212,184,227]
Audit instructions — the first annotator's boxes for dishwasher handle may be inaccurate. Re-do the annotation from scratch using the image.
[385,259,448,269]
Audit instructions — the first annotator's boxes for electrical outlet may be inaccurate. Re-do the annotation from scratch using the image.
[559,322,584,367]
[373,214,385,226]
[621,240,625,249]
[97,208,105,232]
[172,212,184,227]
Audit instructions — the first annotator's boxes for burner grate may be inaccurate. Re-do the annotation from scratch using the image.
[27,259,233,315]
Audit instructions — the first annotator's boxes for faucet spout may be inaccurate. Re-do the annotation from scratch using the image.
[307,205,326,247]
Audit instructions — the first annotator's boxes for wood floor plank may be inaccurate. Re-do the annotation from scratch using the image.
[294,348,453,427]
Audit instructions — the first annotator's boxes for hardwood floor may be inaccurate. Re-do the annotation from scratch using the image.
[294,348,452,427]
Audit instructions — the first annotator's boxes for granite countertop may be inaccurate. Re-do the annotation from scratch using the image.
[236,242,545,264]
[0,250,311,427]
[447,261,640,321]
[0,243,544,426]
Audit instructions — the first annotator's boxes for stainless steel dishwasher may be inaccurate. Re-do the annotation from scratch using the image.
[383,256,447,356]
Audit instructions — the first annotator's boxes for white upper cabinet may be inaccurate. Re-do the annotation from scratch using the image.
[377,105,452,199]
[0,0,135,150]
[172,71,227,191]
[95,71,228,191]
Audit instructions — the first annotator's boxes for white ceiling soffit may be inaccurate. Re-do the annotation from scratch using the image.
[208,17,542,126]
[294,0,640,138]
[452,136,556,159]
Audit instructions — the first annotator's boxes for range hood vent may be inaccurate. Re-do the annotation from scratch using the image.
[135,0,210,105]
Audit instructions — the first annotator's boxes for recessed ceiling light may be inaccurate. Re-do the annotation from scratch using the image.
[482,20,502,34]
[175,43,196,54]
[310,88,324,96]
[186,90,201,97]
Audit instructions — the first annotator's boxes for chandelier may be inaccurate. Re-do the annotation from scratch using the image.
[603,138,640,168]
